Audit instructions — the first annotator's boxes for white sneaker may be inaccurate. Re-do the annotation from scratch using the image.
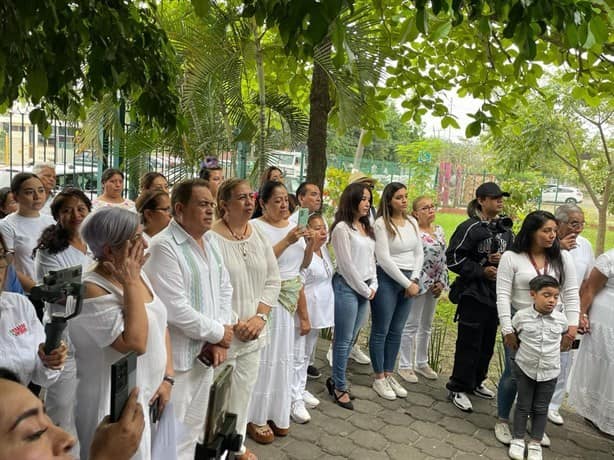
[495,422,512,445]
[290,400,311,424]
[527,441,542,460]
[386,376,407,398]
[326,344,333,367]
[448,391,473,412]
[349,345,371,364]
[398,368,419,383]
[302,390,320,409]
[527,419,551,447]
[414,365,438,380]
[547,409,564,425]
[372,378,396,400]
[473,382,495,399]
[508,439,525,460]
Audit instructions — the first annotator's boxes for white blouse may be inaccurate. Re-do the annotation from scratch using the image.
[331,221,377,298]
[374,216,424,289]
[206,224,281,356]
[496,250,579,335]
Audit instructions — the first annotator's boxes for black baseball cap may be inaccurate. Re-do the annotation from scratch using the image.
[475,182,510,198]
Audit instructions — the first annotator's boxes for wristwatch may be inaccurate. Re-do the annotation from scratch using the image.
[256,312,269,323]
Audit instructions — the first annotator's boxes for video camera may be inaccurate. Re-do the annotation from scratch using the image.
[29,265,84,354]
[486,215,513,234]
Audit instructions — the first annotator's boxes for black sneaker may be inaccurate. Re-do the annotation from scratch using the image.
[307,365,321,379]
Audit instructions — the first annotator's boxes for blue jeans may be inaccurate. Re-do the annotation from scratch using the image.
[497,307,518,420]
[332,274,369,391]
[369,267,413,374]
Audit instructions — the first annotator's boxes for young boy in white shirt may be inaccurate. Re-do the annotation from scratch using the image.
[508,275,568,460]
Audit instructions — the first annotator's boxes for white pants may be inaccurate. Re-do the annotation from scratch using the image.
[291,329,320,403]
[399,291,437,369]
[223,348,261,453]
[45,350,79,454]
[172,363,214,460]
[549,350,573,411]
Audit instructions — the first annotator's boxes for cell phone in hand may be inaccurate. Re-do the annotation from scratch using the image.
[198,342,213,367]
[110,352,137,423]
[571,338,580,350]
[149,398,160,424]
[298,207,309,229]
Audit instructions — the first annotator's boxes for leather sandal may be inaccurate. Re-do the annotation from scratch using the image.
[246,422,274,444]
[235,448,258,460]
[267,420,289,437]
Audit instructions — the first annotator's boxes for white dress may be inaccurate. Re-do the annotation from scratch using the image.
[34,244,94,448]
[247,219,305,428]
[301,249,334,330]
[568,249,614,435]
[69,271,167,460]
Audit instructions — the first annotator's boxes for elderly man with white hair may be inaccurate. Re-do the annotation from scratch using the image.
[32,162,57,215]
[548,204,594,426]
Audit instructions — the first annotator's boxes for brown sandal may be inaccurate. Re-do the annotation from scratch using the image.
[267,420,289,437]
[236,448,258,460]
[246,422,274,444]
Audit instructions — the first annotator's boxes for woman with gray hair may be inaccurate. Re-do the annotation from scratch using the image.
[68,207,173,460]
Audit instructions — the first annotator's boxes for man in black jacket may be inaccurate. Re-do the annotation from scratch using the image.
[445,182,514,412]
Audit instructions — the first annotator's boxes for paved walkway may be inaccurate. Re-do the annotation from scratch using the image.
[246,340,614,459]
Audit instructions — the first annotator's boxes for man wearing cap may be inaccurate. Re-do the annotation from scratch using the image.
[445,182,514,412]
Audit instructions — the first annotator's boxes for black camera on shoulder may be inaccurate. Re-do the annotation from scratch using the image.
[486,215,513,234]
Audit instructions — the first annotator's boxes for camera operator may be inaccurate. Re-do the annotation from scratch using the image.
[445,182,514,413]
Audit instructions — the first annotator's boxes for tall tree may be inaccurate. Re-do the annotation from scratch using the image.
[489,80,613,254]
[241,1,613,186]
[1,1,179,132]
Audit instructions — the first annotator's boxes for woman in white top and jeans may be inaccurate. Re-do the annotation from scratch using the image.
[495,210,579,449]
[328,182,377,410]
[370,183,423,400]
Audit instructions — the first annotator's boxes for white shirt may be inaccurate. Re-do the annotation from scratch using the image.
[512,307,568,381]
[0,213,55,281]
[144,219,233,371]
[374,216,424,289]
[496,250,580,335]
[331,221,377,298]
[569,235,594,283]
[0,291,60,386]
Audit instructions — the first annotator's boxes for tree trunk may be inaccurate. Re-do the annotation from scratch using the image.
[352,128,367,173]
[306,40,332,191]
[595,174,612,255]
[253,20,267,176]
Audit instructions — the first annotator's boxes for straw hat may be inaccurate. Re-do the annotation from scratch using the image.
[348,171,376,185]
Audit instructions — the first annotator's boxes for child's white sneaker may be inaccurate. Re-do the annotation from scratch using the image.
[508,438,525,460]
[527,441,542,460]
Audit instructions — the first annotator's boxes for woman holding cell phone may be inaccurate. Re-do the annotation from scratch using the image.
[69,207,172,460]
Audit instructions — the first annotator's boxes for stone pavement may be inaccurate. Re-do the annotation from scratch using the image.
[246,340,614,459]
